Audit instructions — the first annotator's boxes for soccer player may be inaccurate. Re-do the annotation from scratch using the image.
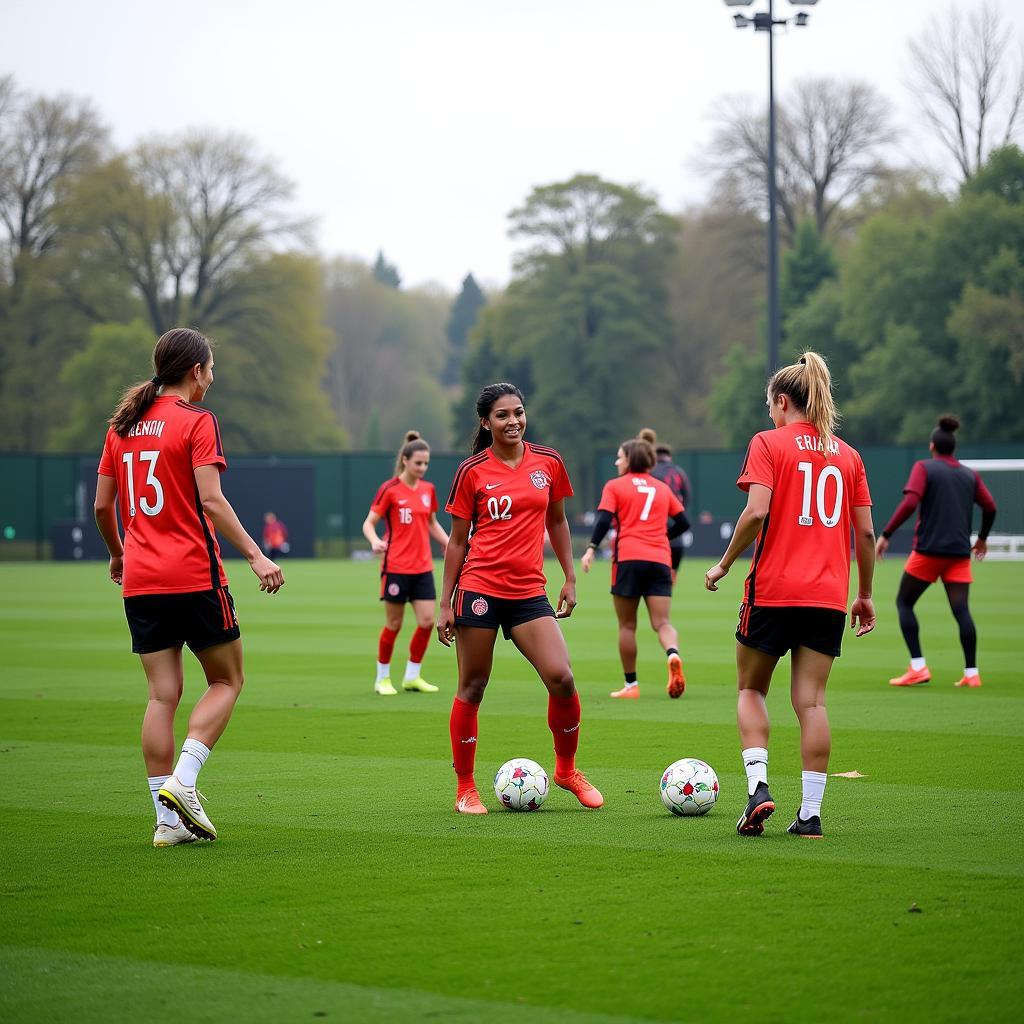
[362,431,450,695]
[704,352,876,839]
[640,428,692,577]
[262,512,289,560]
[876,415,997,689]
[437,383,603,815]
[581,437,690,699]
[93,328,284,846]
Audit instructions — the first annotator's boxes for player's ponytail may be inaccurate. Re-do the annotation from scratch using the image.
[395,430,430,476]
[109,327,212,437]
[768,350,839,452]
[637,427,657,446]
[621,438,656,473]
[931,414,960,455]
[472,382,525,454]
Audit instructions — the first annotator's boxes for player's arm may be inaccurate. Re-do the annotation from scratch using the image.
[851,505,876,636]
[877,463,926,559]
[581,509,613,574]
[667,509,690,540]
[362,509,387,554]
[546,498,576,618]
[428,513,450,550]
[93,474,124,585]
[437,516,470,646]
[973,476,997,560]
[194,464,283,594]
[704,483,771,591]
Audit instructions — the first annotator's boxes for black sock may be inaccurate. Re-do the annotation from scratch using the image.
[624,672,637,685]
[666,647,679,659]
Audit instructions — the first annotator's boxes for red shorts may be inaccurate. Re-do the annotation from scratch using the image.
[905,551,972,584]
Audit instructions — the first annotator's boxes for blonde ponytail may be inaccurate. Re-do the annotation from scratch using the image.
[768,351,840,451]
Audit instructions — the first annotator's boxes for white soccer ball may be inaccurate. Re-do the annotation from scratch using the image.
[494,758,549,812]
[660,758,719,816]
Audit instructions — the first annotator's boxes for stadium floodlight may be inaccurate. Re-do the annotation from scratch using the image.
[719,0,821,378]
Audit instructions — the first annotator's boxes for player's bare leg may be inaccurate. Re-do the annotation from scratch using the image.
[646,595,684,697]
[139,648,188,842]
[610,595,640,698]
[451,626,496,813]
[788,646,834,838]
[736,642,778,835]
[511,617,603,808]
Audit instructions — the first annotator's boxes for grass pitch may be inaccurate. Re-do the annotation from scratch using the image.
[0,558,1020,1023]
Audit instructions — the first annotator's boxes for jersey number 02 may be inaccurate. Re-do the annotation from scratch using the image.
[122,450,164,518]
[796,461,843,528]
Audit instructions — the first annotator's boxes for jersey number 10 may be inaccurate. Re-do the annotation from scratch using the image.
[122,450,164,518]
[796,461,843,528]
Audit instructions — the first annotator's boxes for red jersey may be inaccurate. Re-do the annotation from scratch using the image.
[598,473,683,567]
[737,421,871,613]
[371,478,438,574]
[446,443,573,599]
[98,396,228,597]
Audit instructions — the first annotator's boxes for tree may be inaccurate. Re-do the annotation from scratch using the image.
[372,250,401,289]
[962,144,1024,204]
[780,220,837,318]
[908,2,1024,182]
[443,273,486,387]
[706,77,895,237]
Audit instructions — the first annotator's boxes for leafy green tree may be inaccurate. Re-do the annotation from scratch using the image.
[443,273,485,387]
[372,250,402,289]
[962,145,1024,205]
[707,344,771,448]
[780,220,837,320]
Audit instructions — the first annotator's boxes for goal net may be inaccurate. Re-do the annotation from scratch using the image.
[962,459,1024,561]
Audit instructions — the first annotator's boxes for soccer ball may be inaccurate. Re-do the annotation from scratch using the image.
[494,758,549,811]
[660,758,719,816]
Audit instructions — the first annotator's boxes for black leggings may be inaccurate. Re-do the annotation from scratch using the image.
[895,573,977,667]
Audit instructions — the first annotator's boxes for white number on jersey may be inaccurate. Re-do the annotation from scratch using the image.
[635,482,656,521]
[796,461,843,528]
[122,450,165,518]
[398,507,413,525]
[486,495,513,521]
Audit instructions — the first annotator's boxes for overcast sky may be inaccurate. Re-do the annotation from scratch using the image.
[4,1,1024,291]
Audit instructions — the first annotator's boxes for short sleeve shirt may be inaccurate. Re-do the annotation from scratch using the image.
[371,478,438,575]
[598,473,683,567]
[446,443,572,599]
[98,396,228,597]
[737,421,872,612]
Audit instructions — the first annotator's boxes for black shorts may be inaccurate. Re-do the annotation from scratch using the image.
[453,588,555,640]
[611,560,673,598]
[380,571,436,604]
[124,588,240,655]
[736,603,845,658]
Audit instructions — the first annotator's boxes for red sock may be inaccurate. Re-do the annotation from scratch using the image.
[409,626,431,664]
[377,626,399,665]
[450,697,480,793]
[548,691,581,778]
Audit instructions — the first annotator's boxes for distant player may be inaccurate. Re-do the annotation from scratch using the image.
[876,415,997,688]
[262,512,289,560]
[704,352,876,839]
[438,383,603,814]
[581,437,689,699]
[93,328,284,847]
[362,431,450,695]
[641,428,692,577]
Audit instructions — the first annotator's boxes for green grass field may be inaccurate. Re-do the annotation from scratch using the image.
[1,558,1020,1023]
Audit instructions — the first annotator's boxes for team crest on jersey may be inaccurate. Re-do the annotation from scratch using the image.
[471,597,489,616]
[421,493,430,506]
[530,470,550,490]
[388,582,400,596]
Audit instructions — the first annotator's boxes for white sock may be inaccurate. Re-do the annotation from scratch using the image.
[911,656,927,671]
[624,680,638,689]
[800,771,828,820]
[173,738,211,789]
[148,775,179,826]
[376,661,391,682]
[742,747,768,796]
[964,667,979,678]
[404,661,422,682]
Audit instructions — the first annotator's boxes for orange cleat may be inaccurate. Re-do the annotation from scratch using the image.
[610,684,640,699]
[553,769,604,809]
[954,674,982,688]
[889,666,931,687]
[454,788,488,815]
[667,654,686,698]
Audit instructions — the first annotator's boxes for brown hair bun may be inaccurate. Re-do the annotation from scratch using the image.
[937,415,959,433]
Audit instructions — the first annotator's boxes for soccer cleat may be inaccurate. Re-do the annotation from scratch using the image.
[553,769,604,809]
[158,776,217,841]
[454,788,488,815]
[889,666,931,687]
[736,781,775,836]
[954,674,982,688]
[610,684,640,699]
[374,678,398,695]
[666,654,686,699]
[153,821,198,847]
[402,676,439,693]
[787,813,823,838]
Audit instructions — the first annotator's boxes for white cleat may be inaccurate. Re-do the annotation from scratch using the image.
[158,776,217,841]
[153,820,198,847]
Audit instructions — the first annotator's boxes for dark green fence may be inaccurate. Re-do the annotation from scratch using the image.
[2,442,1021,559]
